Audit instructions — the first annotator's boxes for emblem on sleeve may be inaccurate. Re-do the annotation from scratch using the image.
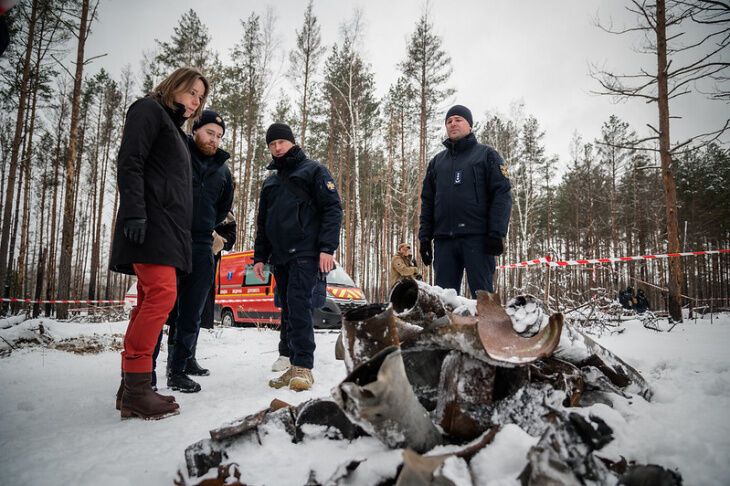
[500,164,510,178]
[326,180,336,192]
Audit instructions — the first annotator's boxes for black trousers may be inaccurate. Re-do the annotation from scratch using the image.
[273,256,318,369]
[434,235,496,298]
[169,242,215,373]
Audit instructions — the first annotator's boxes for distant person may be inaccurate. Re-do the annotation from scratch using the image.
[418,105,512,298]
[619,287,636,310]
[110,66,209,420]
[389,243,421,287]
[167,110,234,393]
[635,289,650,314]
[253,123,343,391]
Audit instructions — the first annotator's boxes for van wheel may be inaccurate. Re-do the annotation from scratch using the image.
[221,309,235,327]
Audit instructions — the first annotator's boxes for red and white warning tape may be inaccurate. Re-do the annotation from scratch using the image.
[1,298,125,304]
[499,249,730,270]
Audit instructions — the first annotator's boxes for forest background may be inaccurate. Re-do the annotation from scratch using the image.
[0,0,727,320]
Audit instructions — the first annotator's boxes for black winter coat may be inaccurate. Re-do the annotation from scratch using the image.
[188,137,234,244]
[419,132,512,241]
[253,146,343,265]
[110,96,192,275]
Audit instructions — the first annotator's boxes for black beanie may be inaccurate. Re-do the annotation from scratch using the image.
[192,110,225,134]
[445,105,473,127]
[266,123,295,145]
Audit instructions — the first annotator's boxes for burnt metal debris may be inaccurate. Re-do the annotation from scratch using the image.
[178,277,679,485]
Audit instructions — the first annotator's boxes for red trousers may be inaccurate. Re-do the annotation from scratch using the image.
[122,263,177,373]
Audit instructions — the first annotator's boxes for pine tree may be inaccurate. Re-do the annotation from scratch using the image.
[400,8,454,238]
[288,0,325,150]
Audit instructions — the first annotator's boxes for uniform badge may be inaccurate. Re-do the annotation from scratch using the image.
[500,164,510,178]
[453,170,463,185]
[326,180,336,192]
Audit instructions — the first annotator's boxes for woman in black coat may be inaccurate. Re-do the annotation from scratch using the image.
[110,66,208,420]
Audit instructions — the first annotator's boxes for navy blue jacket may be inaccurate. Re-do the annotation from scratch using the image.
[188,137,234,244]
[253,146,343,265]
[419,132,512,241]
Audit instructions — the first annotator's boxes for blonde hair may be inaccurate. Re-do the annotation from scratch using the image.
[152,67,209,120]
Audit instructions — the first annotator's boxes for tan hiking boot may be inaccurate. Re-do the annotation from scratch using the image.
[289,366,314,392]
[269,367,294,389]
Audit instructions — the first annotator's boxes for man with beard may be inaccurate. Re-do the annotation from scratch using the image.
[253,123,343,392]
[167,110,234,393]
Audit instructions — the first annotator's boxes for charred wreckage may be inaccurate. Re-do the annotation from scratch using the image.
[177,278,682,485]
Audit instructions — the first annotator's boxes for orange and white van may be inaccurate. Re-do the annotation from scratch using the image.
[214,249,367,328]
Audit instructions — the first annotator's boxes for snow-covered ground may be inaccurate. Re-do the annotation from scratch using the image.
[0,313,729,485]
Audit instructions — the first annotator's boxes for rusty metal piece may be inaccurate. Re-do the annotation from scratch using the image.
[395,427,500,486]
[295,398,362,441]
[389,278,446,323]
[180,463,244,486]
[334,331,345,360]
[434,351,495,441]
[529,357,585,407]
[209,405,295,441]
[401,348,450,411]
[563,323,652,400]
[342,304,400,372]
[403,311,509,367]
[333,346,442,453]
[476,291,563,364]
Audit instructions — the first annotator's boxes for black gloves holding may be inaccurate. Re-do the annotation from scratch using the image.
[123,218,147,245]
[420,240,433,266]
[485,236,504,256]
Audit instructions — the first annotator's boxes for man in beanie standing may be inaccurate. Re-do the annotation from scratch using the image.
[253,123,343,391]
[418,105,512,297]
[167,110,234,393]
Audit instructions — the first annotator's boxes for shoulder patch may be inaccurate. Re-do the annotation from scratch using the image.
[500,164,510,178]
[326,180,336,192]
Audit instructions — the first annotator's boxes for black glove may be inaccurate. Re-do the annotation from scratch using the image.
[485,236,504,256]
[123,218,147,245]
[420,240,432,266]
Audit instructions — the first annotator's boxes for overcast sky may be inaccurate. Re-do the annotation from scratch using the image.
[86,0,728,166]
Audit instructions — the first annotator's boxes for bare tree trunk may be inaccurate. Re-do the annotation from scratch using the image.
[656,0,684,322]
[57,0,92,319]
[0,0,39,298]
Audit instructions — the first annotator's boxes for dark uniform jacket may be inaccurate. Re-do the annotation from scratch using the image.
[253,146,343,266]
[110,96,192,275]
[188,137,234,244]
[419,132,512,241]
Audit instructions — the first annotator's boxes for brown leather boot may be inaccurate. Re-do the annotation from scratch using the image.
[115,378,176,411]
[121,372,180,420]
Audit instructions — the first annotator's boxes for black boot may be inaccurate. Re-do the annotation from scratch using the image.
[168,372,201,393]
[184,357,210,376]
[184,344,210,376]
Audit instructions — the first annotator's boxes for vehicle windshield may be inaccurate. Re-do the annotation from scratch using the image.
[327,265,356,287]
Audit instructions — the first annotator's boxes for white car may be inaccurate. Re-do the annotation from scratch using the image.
[123,281,138,312]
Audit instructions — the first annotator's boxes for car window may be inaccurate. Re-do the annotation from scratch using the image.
[244,264,271,286]
[327,265,356,287]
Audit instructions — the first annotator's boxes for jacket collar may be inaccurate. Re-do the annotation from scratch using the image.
[266,145,306,171]
[442,132,477,153]
[160,99,188,127]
